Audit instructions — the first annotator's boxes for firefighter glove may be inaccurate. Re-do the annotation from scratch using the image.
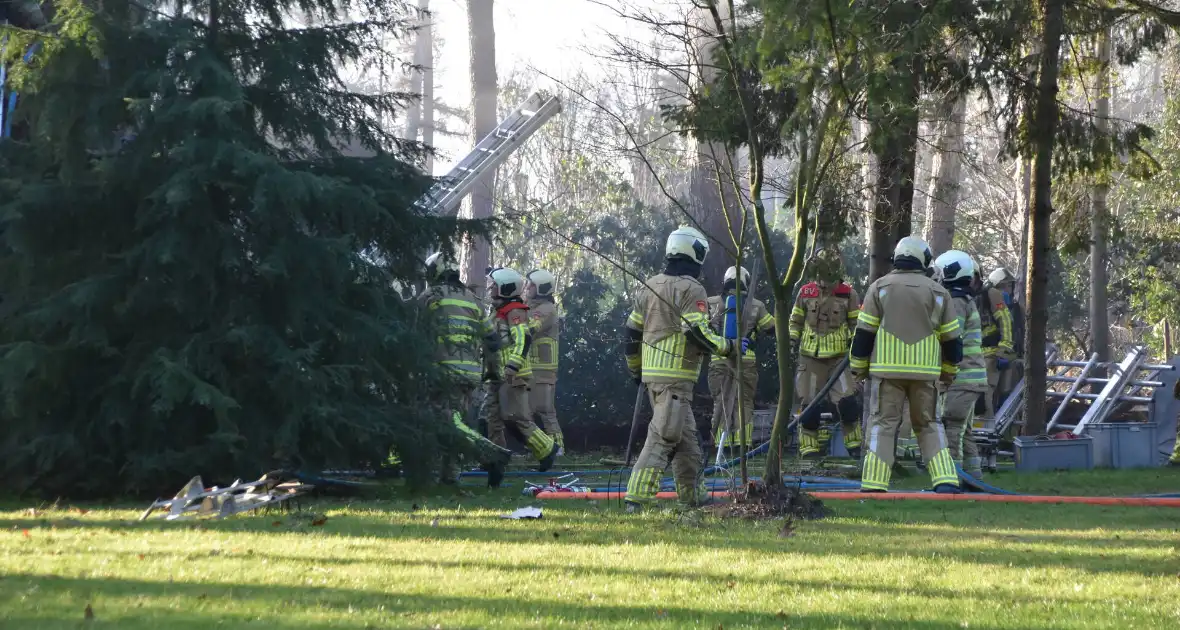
[740,338,751,355]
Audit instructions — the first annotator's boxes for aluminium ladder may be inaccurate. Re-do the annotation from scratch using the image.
[414,91,562,216]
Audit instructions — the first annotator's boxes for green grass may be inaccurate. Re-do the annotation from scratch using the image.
[3,469,1180,629]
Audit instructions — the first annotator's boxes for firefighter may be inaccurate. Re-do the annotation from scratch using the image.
[622,226,746,511]
[977,267,1016,418]
[933,251,987,478]
[524,269,564,453]
[707,266,775,450]
[485,267,560,470]
[788,249,863,458]
[850,236,963,493]
[418,252,512,487]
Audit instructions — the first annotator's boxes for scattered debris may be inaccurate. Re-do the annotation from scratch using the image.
[522,475,589,497]
[500,506,543,520]
[139,472,313,521]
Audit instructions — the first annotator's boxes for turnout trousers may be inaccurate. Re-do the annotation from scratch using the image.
[796,355,862,456]
[625,381,706,506]
[708,361,756,447]
[940,388,984,478]
[528,375,564,449]
[487,379,555,461]
[440,381,512,483]
[860,378,959,491]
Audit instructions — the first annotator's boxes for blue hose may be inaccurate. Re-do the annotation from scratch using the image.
[955,463,1022,495]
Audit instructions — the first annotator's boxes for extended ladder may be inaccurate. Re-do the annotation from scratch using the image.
[414,91,562,216]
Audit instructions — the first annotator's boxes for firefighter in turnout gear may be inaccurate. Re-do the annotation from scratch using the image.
[485,267,560,470]
[933,251,987,479]
[850,236,964,493]
[977,267,1016,419]
[789,249,863,457]
[707,266,775,448]
[623,226,747,511]
[418,252,513,487]
[524,269,564,452]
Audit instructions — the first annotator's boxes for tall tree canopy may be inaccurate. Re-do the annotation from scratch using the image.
[0,0,473,496]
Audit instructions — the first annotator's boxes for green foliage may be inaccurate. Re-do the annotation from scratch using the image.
[0,0,476,496]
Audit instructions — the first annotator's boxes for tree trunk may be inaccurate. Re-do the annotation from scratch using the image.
[1022,0,1066,437]
[689,2,740,293]
[1089,23,1112,377]
[459,0,497,286]
[868,53,920,281]
[923,43,969,257]
[420,0,434,174]
[404,17,424,142]
[1015,157,1032,301]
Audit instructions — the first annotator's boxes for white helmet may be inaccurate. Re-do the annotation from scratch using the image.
[893,236,933,269]
[525,269,556,296]
[723,266,750,287]
[988,267,1016,286]
[486,267,524,299]
[933,250,975,283]
[424,251,459,279]
[666,225,710,264]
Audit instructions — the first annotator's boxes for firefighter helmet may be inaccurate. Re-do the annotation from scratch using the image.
[893,236,934,269]
[988,267,1016,287]
[723,266,751,288]
[424,251,459,280]
[486,267,524,299]
[933,250,975,284]
[665,226,710,264]
[525,269,556,296]
[812,248,844,285]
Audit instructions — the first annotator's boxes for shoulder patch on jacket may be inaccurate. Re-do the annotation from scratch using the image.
[697,300,708,313]
[799,282,820,299]
[833,283,852,296]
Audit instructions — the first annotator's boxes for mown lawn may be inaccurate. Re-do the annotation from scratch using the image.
[2,468,1180,629]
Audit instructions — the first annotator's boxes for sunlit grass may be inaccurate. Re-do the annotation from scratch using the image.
[2,468,1180,629]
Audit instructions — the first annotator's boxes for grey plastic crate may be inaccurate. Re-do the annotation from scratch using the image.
[1014,435,1094,471]
[1087,422,1159,468]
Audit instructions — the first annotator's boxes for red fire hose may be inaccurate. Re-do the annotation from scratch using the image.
[534,491,1180,508]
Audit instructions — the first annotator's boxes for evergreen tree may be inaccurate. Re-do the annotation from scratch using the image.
[0,0,476,496]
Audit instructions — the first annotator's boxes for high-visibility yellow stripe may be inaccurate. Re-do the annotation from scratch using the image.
[628,311,645,327]
[858,311,881,329]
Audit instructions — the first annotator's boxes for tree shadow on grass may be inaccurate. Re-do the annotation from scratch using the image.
[0,573,1026,630]
[4,508,1178,580]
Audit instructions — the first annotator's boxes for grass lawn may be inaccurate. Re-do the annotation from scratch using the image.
[2,468,1180,629]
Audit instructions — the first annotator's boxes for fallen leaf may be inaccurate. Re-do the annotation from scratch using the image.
[311,517,328,527]
[137,554,145,560]
[76,507,89,515]
[22,530,29,538]
[84,604,94,621]
[271,521,283,527]
[726,580,736,589]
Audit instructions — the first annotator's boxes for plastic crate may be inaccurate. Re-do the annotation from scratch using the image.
[1014,435,1094,471]
[1087,422,1159,468]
